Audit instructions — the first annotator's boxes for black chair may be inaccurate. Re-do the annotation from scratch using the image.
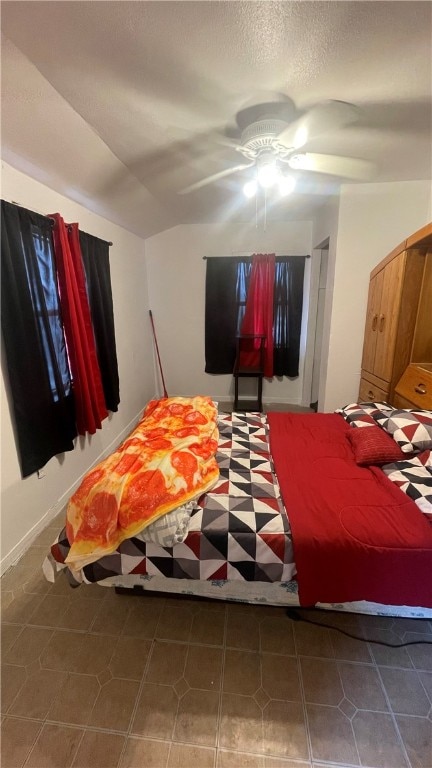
[233,334,266,412]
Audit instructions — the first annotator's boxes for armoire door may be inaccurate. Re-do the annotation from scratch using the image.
[361,268,384,375]
[373,252,405,382]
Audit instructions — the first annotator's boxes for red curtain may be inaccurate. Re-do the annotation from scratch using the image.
[240,253,275,377]
[50,214,108,435]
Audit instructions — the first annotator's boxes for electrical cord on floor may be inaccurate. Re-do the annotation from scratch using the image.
[286,608,432,647]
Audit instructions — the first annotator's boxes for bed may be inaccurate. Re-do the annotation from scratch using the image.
[44,397,432,619]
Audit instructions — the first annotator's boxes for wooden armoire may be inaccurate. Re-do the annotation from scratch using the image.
[359,222,432,408]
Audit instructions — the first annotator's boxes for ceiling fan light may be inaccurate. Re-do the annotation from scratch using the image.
[257,162,278,188]
[243,179,257,198]
[278,176,296,196]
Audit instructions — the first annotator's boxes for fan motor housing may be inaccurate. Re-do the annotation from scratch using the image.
[240,119,289,154]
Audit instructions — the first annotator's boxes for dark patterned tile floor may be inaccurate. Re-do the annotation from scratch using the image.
[1,513,432,767]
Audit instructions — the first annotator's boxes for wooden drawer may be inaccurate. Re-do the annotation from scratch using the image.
[395,364,432,409]
[393,393,418,409]
[359,374,389,404]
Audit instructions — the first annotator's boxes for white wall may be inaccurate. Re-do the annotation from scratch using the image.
[323,180,432,412]
[0,162,155,569]
[145,221,312,405]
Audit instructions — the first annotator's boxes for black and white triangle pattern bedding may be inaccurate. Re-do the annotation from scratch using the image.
[382,450,432,519]
[373,409,432,453]
[51,412,296,585]
[335,401,393,428]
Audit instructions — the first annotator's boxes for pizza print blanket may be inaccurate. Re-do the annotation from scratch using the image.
[64,396,219,570]
[47,412,295,585]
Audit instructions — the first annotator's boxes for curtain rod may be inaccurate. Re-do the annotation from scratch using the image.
[10,200,113,246]
[79,228,113,247]
[202,253,310,259]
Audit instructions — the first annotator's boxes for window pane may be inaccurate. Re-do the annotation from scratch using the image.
[235,260,252,333]
[273,261,288,346]
[30,227,71,400]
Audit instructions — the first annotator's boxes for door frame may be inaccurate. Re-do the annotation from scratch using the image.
[302,238,330,408]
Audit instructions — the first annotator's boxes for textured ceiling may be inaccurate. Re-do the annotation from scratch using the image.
[1,1,431,237]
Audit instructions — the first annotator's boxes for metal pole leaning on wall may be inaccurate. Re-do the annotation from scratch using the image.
[149,310,168,398]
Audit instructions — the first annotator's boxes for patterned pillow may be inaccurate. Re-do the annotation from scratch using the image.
[335,402,393,428]
[346,425,407,466]
[382,450,432,518]
[135,501,195,546]
[373,409,432,453]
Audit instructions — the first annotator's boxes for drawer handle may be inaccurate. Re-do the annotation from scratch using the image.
[415,384,427,395]
[372,314,378,331]
[368,390,374,399]
[379,314,385,332]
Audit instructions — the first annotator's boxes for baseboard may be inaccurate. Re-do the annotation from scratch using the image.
[0,500,71,576]
[0,406,145,576]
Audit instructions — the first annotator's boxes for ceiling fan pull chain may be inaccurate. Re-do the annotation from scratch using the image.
[264,188,267,232]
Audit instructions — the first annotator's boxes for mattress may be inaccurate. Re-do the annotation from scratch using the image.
[95,574,432,619]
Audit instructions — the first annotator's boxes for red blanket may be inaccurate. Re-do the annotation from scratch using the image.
[268,412,432,607]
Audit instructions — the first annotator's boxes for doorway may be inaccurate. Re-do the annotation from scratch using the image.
[310,243,329,410]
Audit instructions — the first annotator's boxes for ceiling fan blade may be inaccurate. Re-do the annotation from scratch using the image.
[210,133,245,152]
[276,100,360,150]
[178,163,254,194]
[287,152,374,179]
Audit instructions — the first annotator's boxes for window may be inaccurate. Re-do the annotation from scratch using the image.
[28,224,71,401]
[272,257,306,377]
[1,200,77,477]
[205,255,306,378]
[235,260,252,333]
[1,200,119,477]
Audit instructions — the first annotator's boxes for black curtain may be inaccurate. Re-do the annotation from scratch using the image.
[273,257,306,377]
[205,257,242,374]
[1,200,76,477]
[79,230,120,412]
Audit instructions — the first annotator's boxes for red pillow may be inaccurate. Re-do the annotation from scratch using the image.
[346,425,407,466]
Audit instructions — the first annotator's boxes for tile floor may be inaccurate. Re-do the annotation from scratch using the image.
[2,522,432,767]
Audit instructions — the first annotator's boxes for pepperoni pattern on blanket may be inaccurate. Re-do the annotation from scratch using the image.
[65,396,219,569]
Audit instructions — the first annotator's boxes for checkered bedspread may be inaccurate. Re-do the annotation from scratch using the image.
[51,412,296,585]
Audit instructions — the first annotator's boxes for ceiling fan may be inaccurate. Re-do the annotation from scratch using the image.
[179,99,374,196]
